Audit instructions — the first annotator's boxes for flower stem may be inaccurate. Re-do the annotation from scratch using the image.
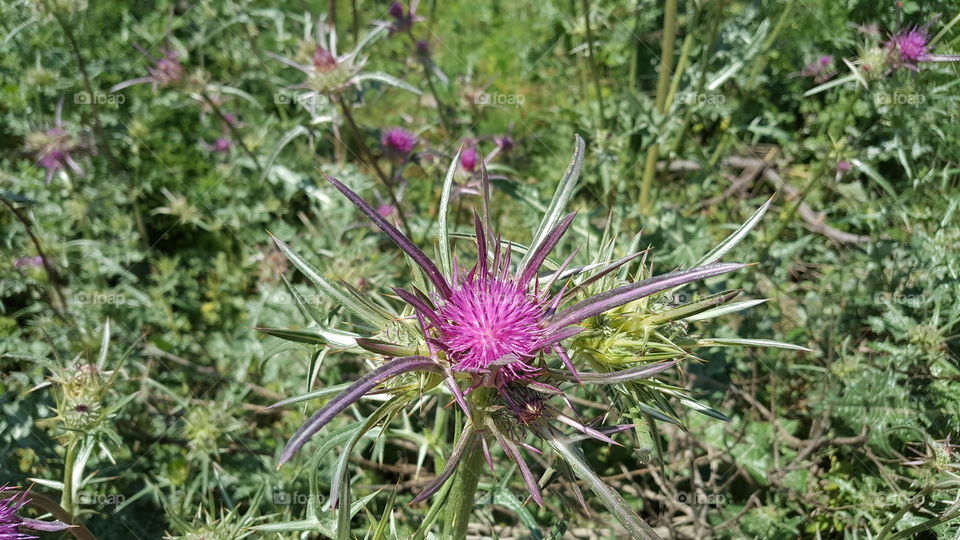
[444,445,484,539]
[199,91,263,174]
[61,439,78,519]
[335,96,416,240]
[639,0,679,213]
[581,0,606,129]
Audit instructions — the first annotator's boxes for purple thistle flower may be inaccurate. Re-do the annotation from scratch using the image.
[494,135,514,153]
[885,28,930,71]
[270,137,747,513]
[25,124,85,185]
[376,203,396,218]
[311,46,337,73]
[387,1,424,34]
[381,127,418,156]
[0,485,70,539]
[206,137,232,154]
[110,46,183,92]
[801,55,833,83]
[460,146,479,172]
[13,256,44,269]
[438,276,545,381]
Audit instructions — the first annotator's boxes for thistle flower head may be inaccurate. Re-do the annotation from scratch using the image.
[800,55,833,83]
[270,137,753,515]
[25,126,84,184]
[460,146,479,172]
[14,256,44,269]
[387,1,423,34]
[381,127,418,156]
[494,135,514,152]
[885,27,930,70]
[110,45,183,93]
[311,46,337,72]
[438,275,544,381]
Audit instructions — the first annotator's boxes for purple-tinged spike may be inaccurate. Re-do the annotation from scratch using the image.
[279,356,440,465]
[555,413,621,446]
[489,420,543,506]
[479,160,494,248]
[473,212,488,277]
[519,212,577,286]
[545,263,746,332]
[549,360,677,384]
[525,380,564,395]
[520,442,543,455]
[411,425,476,503]
[554,344,582,383]
[540,247,581,299]
[545,282,569,316]
[326,175,453,298]
[534,326,583,350]
[481,437,496,475]
[564,249,650,300]
[500,240,513,280]
[393,287,444,328]
[355,338,417,357]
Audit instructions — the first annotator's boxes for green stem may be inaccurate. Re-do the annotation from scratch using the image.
[639,0,679,213]
[200,91,263,174]
[335,96,415,240]
[444,445,484,539]
[61,440,78,519]
[581,0,606,129]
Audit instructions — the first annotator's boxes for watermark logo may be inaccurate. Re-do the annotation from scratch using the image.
[676,491,727,506]
[74,92,125,106]
[73,291,127,305]
[77,493,126,506]
[874,91,925,106]
[475,91,525,106]
[272,490,323,506]
[676,92,726,106]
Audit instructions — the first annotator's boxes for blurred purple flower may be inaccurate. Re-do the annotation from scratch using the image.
[837,160,852,172]
[494,135,514,153]
[387,1,424,34]
[801,55,834,83]
[1,485,71,539]
[376,203,396,218]
[460,146,479,172]
[26,122,85,185]
[205,137,232,154]
[885,28,930,71]
[381,127,418,157]
[110,46,183,92]
[312,46,338,73]
[14,256,44,269]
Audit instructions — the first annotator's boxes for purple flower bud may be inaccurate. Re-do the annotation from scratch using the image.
[312,46,337,72]
[211,137,231,154]
[460,146,479,172]
[377,203,396,218]
[149,49,183,86]
[494,135,514,153]
[381,127,418,156]
[414,40,431,59]
[836,160,851,172]
[388,2,405,18]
